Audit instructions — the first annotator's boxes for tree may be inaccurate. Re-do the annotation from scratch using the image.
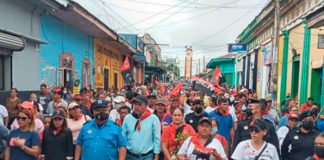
[166,64,180,77]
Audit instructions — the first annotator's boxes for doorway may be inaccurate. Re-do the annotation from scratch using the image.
[114,72,118,90]
[63,69,73,90]
[311,68,322,104]
[291,58,300,99]
[104,69,109,91]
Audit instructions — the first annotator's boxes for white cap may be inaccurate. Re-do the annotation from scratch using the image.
[113,96,125,103]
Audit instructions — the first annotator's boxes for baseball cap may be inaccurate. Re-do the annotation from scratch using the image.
[133,95,148,104]
[193,99,204,106]
[113,96,125,103]
[299,111,315,121]
[126,91,138,100]
[92,100,108,109]
[198,117,212,126]
[19,101,34,109]
[249,119,267,130]
[288,114,298,120]
[156,98,167,106]
[52,110,65,119]
[67,102,79,110]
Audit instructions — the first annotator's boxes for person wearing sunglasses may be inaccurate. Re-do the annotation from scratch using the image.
[277,114,299,151]
[231,119,279,160]
[41,110,73,160]
[5,108,40,160]
[233,98,279,155]
[66,102,91,145]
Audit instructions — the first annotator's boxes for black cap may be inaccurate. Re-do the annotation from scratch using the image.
[92,100,108,109]
[248,98,267,109]
[126,91,138,100]
[52,110,65,119]
[133,95,148,104]
[193,99,204,106]
[198,117,212,126]
[249,119,267,130]
[299,111,315,121]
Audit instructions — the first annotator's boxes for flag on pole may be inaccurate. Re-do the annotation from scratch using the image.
[168,82,183,97]
[213,67,226,86]
[191,77,222,96]
[121,56,134,84]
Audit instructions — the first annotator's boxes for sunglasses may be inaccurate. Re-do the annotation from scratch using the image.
[16,116,29,121]
[249,127,261,133]
[53,117,63,121]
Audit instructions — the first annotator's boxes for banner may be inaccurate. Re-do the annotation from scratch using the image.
[191,77,222,96]
[121,56,134,85]
[228,43,247,53]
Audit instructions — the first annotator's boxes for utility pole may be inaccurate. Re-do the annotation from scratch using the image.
[271,0,280,102]
[198,59,201,74]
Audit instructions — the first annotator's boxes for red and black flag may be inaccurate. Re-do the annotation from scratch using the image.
[121,56,134,84]
[213,67,226,86]
[168,82,183,97]
[191,77,222,96]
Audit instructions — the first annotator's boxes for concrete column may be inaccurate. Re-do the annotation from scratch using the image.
[300,19,311,104]
[280,30,289,103]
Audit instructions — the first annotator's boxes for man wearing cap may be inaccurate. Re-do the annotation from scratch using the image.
[46,87,68,115]
[277,114,299,150]
[109,96,126,122]
[281,111,321,160]
[74,100,127,160]
[147,94,157,112]
[185,99,208,132]
[122,95,161,160]
[153,98,172,127]
[233,98,280,155]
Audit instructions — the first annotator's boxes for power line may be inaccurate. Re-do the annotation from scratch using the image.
[119,0,188,30]
[190,5,259,45]
[100,0,140,32]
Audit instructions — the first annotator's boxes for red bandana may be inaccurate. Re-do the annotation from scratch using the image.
[191,135,214,153]
[134,109,152,131]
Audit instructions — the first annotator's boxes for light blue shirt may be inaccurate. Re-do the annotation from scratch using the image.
[122,113,161,154]
[76,119,127,160]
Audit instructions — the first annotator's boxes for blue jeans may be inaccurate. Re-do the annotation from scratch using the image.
[126,152,154,160]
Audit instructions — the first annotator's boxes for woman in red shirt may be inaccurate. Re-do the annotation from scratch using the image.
[161,107,196,160]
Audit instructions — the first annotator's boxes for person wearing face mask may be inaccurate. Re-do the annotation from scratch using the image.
[210,119,228,157]
[306,132,324,160]
[185,99,209,132]
[109,96,125,122]
[281,111,321,160]
[74,100,127,160]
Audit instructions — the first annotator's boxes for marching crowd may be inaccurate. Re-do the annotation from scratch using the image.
[0,83,323,160]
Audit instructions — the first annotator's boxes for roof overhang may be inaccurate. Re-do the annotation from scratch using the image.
[306,3,324,28]
[145,66,166,74]
[206,58,235,69]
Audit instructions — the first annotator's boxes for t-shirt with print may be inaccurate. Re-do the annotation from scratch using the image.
[8,129,40,160]
[177,136,227,160]
[231,140,279,160]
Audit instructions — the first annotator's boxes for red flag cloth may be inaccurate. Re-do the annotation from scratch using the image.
[168,82,183,97]
[135,109,152,131]
[213,67,226,86]
[121,56,130,71]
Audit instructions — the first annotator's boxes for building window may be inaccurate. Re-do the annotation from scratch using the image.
[60,53,74,90]
[318,35,324,49]
[0,50,12,91]
[82,59,91,88]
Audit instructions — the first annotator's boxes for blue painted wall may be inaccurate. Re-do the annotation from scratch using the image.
[40,15,94,88]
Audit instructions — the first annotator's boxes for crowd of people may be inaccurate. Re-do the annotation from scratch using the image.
[0,82,323,160]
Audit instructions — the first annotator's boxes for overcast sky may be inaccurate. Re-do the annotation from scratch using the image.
[74,0,269,76]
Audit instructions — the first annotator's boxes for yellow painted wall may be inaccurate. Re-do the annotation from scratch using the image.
[277,35,284,107]
[308,28,324,96]
[94,38,123,89]
[286,23,304,102]
[257,48,262,97]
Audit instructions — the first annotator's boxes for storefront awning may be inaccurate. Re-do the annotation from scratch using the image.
[0,31,25,51]
[132,53,146,63]
[145,66,166,74]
